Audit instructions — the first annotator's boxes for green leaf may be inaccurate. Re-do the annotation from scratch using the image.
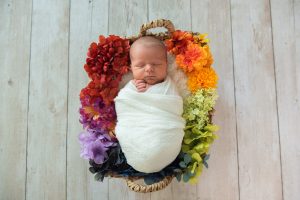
[183,137,192,144]
[191,162,198,174]
[194,143,204,152]
[204,124,220,132]
[191,152,202,162]
[184,125,195,130]
[181,144,190,152]
[192,127,202,135]
[183,132,202,144]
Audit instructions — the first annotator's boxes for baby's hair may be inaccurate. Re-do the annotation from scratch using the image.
[129,36,167,60]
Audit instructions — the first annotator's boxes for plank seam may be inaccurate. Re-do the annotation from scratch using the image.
[25,0,34,199]
[107,0,110,35]
[268,0,284,199]
[147,0,149,22]
[66,0,72,199]
[229,0,241,199]
[190,0,193,31]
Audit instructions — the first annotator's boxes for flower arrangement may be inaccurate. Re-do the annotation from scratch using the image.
[78,20,219,191]
[79,35,130,166]
[164,31,219,183]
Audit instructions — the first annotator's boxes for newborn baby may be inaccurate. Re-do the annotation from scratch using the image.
[114,36,185,173]
[130,36,168,92]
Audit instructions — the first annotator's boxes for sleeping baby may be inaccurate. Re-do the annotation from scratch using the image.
[114,36,185,173]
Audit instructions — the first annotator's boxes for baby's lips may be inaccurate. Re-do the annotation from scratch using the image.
[144,76,156,80]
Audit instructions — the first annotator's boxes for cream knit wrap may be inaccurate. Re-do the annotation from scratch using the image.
[114,76,185,173]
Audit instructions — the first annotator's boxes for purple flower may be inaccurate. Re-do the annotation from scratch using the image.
[78,129,117,164]
[79,97,117,132]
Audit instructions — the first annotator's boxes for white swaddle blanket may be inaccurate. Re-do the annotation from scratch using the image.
[114,76,185,173]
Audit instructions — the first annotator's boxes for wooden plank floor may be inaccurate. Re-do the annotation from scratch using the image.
[1,0,299,199]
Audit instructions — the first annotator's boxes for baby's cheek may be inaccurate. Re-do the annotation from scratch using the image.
[132,69,144,79]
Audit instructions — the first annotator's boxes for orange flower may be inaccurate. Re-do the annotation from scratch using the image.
[187,67,218,92]
[203,45,214,68]
[165,30,193,55]
[175,42,208,72]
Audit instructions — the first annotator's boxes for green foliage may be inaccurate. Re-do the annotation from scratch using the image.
[183,88,218,128]
[178,88,219,184]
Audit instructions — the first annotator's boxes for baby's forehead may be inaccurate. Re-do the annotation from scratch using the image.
[130,36,167,58]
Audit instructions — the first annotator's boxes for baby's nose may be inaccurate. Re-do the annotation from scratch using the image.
[145,64,154,72]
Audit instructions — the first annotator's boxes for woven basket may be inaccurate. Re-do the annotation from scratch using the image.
[100,19,215,193]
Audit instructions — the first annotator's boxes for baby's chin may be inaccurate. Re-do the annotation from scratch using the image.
[144,77,165,85]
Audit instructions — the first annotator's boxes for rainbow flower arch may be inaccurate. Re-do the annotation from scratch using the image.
[78,19,220,193]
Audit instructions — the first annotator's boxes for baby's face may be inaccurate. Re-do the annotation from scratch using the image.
[130,45,167,85]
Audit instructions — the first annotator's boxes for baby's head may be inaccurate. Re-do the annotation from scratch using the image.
[130,36,168,85]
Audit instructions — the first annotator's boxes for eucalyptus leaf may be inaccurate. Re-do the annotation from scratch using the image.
[203,160,209,169]
[176,173,182,182]
[144,175,164,185]
[174,168,182,173]
[204,154,210,161]
[183,172,190,182]
[179,161,187,168]
[183,153,192,164]
[94,173,104,182]
[89,167,97,174]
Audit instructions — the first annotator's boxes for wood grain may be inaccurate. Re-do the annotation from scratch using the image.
[26,0,69,199]
[191,0,239,199]
[0,0,32,199]
[1,0,299,199]
[231,0,283,199]
[271,0,300,199]
[67,0,109,200]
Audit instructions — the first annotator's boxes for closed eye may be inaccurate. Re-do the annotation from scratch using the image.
[152,63,162,66]
[134,65,144,68]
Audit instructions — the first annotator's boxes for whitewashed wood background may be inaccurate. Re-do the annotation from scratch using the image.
[1,0,299,199]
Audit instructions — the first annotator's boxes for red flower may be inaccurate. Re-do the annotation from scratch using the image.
[79,35,131,133]
[83,35,130,105]
[84,35,130,81]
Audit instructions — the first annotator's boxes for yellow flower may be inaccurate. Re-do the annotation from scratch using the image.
[193,33,210,45]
